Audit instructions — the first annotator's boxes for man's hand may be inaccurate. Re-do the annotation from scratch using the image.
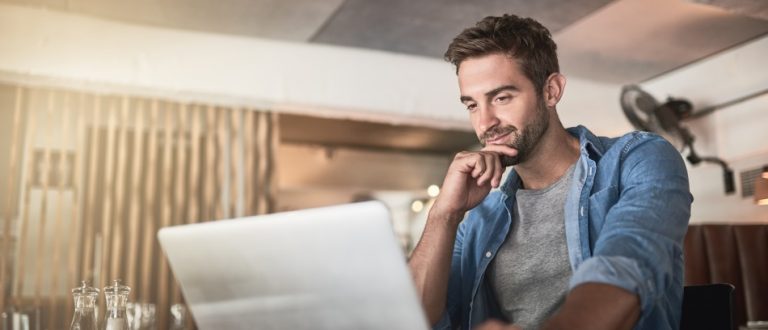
[474,320,522,330]
[474,284,639,330]
[430,145,518,222]
[408,145,517,325]
[540,283,640,330]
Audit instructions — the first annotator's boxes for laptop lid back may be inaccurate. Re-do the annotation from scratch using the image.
[158,201,428,330]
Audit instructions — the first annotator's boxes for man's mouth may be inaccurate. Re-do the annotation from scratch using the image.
[484,132,511,145]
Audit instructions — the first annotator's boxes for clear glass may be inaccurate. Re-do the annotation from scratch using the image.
[70,281,100,330]
[126,303,155,330]
[5,306,40,330]
[0,308,8,330]
[102,280,131,330]
[168,304,188,330]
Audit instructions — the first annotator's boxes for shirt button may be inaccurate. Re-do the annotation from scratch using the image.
[485,251,492,258]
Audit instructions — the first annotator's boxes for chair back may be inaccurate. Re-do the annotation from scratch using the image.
[680,283,735,330]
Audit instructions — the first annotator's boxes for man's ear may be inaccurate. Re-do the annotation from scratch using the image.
[543,73,566,108]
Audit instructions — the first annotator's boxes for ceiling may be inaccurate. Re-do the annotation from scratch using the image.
[4,0,767,153]
[4,0,767,84]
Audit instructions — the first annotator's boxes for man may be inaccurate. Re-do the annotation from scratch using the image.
[408,14,692,330]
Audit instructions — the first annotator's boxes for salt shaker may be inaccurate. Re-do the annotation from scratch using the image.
[102,280,131,330]
[70,281,99,330]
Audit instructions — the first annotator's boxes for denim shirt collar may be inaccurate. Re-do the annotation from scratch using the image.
[499,125,604,197]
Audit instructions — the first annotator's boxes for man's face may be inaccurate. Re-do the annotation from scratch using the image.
[457,53,549,166]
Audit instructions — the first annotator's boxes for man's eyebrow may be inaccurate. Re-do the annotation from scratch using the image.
[485,85,519,98]
[459,84,519,103]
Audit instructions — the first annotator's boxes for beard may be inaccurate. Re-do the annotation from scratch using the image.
[480,99,550,166]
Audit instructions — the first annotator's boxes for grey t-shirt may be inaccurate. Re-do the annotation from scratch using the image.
[488,164,575,330]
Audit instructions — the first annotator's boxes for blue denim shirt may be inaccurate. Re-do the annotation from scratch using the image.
[435,126,692,330]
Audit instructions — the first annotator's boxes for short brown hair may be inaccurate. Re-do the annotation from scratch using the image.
[444,14,559,96]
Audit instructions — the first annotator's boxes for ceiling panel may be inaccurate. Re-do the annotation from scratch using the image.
[0,0,66,8]
[0,0,346,41]
[310,0,616,58]
[690,0,768,20]
[555,0,768,83]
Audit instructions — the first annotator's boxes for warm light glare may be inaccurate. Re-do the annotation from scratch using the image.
[763,173,768,179]
[411,200,424,213]
[427,185,440,197]
[759,199,768,206]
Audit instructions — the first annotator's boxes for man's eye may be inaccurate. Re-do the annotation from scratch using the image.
[495,96,510,103]
[466,104,477,111]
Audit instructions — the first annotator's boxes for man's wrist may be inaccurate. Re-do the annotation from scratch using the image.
[427,207,465,228]
[541,283,640,330]
[539,310,569,330]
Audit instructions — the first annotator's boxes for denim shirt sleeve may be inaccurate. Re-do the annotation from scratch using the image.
[433,219,467,330]
[569,135,692,316]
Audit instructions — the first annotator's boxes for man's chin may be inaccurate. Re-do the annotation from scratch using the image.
[500,155,519,167]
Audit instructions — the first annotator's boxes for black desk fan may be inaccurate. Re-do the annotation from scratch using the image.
[620,85,735,194]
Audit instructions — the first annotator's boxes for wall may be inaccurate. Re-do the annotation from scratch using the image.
[641,35,768,223]
[0,3,628,136]
[557,78,629,136]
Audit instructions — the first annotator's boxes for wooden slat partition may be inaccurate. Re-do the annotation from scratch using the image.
[108,97,131,283]
[65,93,87,321]
[33,91,55,311]
[215,107,227,221]
[140,100,160,304]
[96,99,118,316]
[204,105,217,222]
[48,92,71,330]
[171,104,189,306]
[81,96,101,285]
[125,100,146,294]
[13,91,37,307]
[231,109,242,218]
[156,104,175,329]
[244,110,255,215]
[0,87,23,313]
[188,105,202,226]
[0,84,277,329]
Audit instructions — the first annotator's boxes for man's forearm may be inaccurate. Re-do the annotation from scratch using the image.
[541,283,640,330]
[408,210,463,325]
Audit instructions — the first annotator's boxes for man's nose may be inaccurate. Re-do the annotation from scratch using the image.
[477,106,500,134]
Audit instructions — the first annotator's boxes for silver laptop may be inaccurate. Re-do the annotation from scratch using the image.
[158,201,429,330]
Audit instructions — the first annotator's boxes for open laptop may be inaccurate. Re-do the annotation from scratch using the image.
[158,201,429,330]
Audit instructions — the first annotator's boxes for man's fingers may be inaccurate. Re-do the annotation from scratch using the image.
[471,154,486,178]
[453,150,507,188]
[481,144,518,157]
[477,153,498,186]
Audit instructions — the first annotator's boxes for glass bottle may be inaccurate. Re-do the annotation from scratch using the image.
[168,304,188,330]
[126,302,156,330]
[102,280,131,330]
[70,281,100,330]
